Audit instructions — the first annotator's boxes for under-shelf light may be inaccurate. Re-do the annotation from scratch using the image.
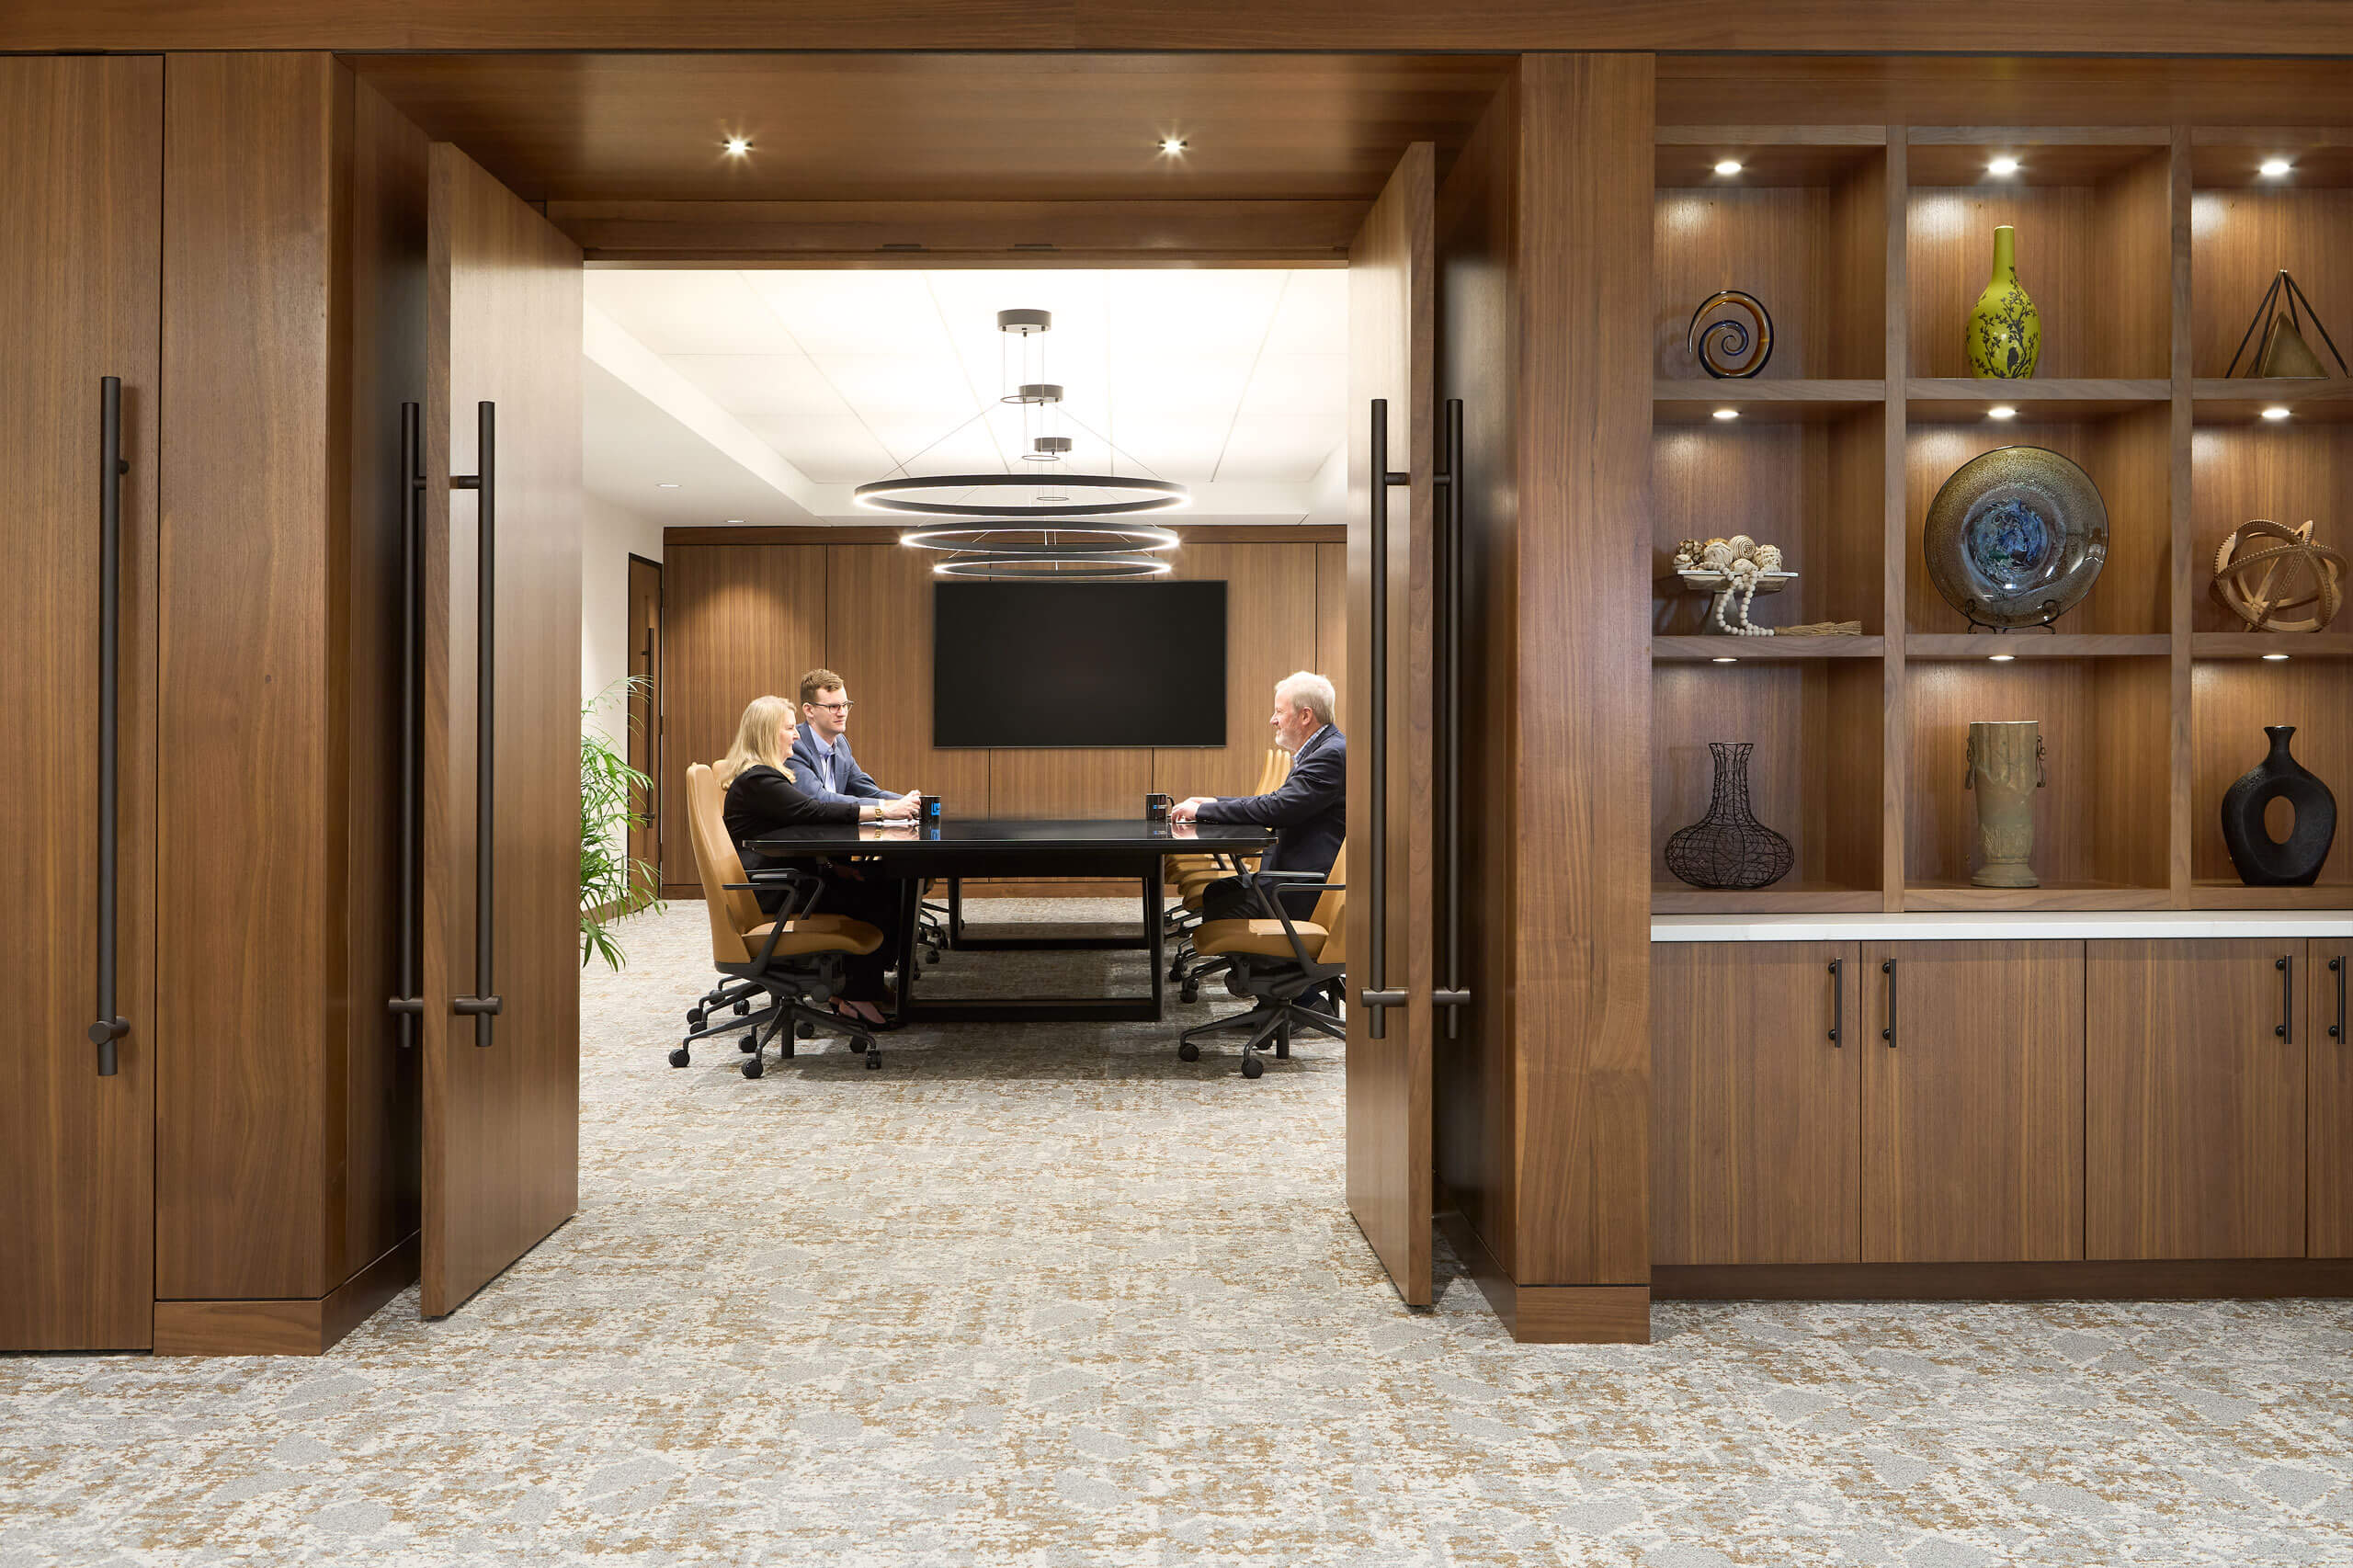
[1712,407,1739,421]
[2263,653,2291,662]
[1988,405,2018,421]
[1713,159,1743,176]
[2262,405,2292,421]
[1711,656,1738,664]
[1987,155,2020,176]
[2260,158,2293,178]
[1988,653,2016,663]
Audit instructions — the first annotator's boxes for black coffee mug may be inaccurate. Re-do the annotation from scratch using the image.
[919,793,943,825]
[1144,792,1174,823]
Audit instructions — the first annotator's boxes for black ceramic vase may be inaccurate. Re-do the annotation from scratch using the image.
[1665,741,1795,891]
[2221,725,2337,887]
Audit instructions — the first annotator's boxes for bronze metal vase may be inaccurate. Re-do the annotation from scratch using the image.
[1966,720,2046,888]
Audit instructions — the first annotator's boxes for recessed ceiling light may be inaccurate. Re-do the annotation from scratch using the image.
[1712,408,1740,421]
[2260,158,2292,178]
[2263,652,2291,661]
[655,482,681,489]
[1711,656,1738,664]
[1159,137,1188,155]
[1989,653,2016,662]
[2262,405,2292,421]
[1988,405,2018,420]
[722,136,751,156]
[1988,156,2020,176]
[1713,159,1743,176]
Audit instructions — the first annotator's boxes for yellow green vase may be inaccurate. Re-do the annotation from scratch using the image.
[1966,224,2041,379]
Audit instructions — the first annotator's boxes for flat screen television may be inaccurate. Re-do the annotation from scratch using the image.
[933,580,1226,748]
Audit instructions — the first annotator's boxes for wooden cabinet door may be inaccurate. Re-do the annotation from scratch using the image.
[420,143,583,1317]
[2087,939,2306,1260]
[2315,939,2353,1258]
[1653,943,1860,1265]
[1860,941,2084,1263]
[1344,142,1437,1307]
[0,57,161,1351]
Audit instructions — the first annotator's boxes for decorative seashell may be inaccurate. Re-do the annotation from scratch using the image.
[1701,540,1737,571]
[1725,534,1756,559]
[1753,544,1783,572]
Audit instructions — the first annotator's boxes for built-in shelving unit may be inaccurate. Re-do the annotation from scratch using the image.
[1652,123,2353,915]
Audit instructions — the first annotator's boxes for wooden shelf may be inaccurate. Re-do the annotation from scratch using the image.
[1907,378,2171,419]
[1653,883,1883,915]
[1905,882,2174,912]
[1907,634,2171,659]
[1655,128,1884,189]
[2189,881,2353,910]
[2192,633,2353,659]
[1654,635,1884,661]
[2190,129,2353,190]
[2190,380,2353,422]
[1655,380,1884,422]
[1907,129,2172,188]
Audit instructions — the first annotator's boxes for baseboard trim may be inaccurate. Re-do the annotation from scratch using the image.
[1437,1208,1652,1344]
[153,1233,419,1356]
[1653,1258,2353,1301]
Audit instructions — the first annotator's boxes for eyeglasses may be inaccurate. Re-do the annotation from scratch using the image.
[810,700,855,712]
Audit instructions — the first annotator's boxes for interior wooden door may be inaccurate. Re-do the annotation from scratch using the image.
[0,56,162,1352]
[2313,939,2352,1258]
[1652,943,1861,1266]
[1345,142,1437,1307]
[421,142,584,1317]
[2087,939,2306,1261]
[625,553,661,882]
[1859,941,2084,1263]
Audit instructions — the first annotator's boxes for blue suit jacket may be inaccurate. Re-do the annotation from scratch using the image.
[1196,725,1346,910]
[789,722,894,804]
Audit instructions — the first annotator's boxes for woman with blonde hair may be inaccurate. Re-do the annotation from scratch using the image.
[720,694,914,1026]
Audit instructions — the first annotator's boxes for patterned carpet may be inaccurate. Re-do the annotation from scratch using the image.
[5,900,2351,1566]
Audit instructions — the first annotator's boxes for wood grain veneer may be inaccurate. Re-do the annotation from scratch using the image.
[824,544,992,816]
[1436,1207,1650,1345]
[0,55,161,1352]
[1654,1258,2353,1300]
[2087,938,2308,1259]
[2312,939,2353,1257]
[153,1233,419,1357]
[2188,660,2351,892]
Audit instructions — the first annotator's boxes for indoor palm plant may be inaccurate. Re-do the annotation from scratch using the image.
[581,677,663,969]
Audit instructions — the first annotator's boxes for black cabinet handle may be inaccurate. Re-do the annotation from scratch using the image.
[1359,398,1411,1041]
[86,377,132,1077]
[388,403,426,1042]
[2277,955,2292,1044]
[450,402,502,1046]
[2331,956,2345,1044]
[1880,958,1895,1047]
[1435,395,1470,1038]
[1827,958,1843,1045]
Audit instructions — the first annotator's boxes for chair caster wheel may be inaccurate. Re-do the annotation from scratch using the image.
[1179,983,1199,1005]
[738,1034,758,1053]
[733,998,751,1016]
[796,1020,815,1039]
[1177,1040,1200,1062]
[925,948,940,965]
[741,1055,764,1079]
[687,1008,706,1028]
[1241,1052,1265,1080]
[864,1049,881,1070]
[1166,962,1186,983]
[668,1048,691,1068]
[847,1037,868,1054]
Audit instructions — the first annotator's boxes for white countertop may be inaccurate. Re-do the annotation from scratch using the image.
[1654,910,2353,942]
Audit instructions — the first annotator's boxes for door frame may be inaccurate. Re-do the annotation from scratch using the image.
[625,551,662,892]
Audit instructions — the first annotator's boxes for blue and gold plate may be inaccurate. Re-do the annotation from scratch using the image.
[1923,446,2108,630]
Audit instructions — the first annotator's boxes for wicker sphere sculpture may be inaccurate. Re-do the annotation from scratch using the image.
[2210,518,2345,633]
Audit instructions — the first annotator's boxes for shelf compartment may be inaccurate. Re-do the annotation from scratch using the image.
[1655,405,1885,636]
[2189,180,2353,379]
[1654,661,1884,906]
[1907,634,2172,659]
[1906,377,2170,419]
[1904,655,2171,896]
[1907,136,2173,381]
[2191,658,2351,893]
[1656,127,1885,190]
[2190,633,2353,660]
[1656,137,1886,381]
[1654,635,1886,661]
[2190,379,2353,423]
[1655,379,1883,422]
[2190,129,2353,191]
[2188,421,2353,631]
[1905,411,2172,636]
[1654,883,1885,915]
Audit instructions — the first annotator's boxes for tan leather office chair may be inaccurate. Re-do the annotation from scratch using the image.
[675,762,890,1076]
[1163,746,1292,968]
[1176,844,1345,1079]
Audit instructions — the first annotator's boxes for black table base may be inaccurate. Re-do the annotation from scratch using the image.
[892,868,1164,1024]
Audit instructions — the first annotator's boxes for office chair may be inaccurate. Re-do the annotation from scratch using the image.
[1162,747,1290,975]
[1176,845,1345,1080]
[674,763,890,1075]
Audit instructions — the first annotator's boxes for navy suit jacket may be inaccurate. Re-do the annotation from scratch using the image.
[789,722,893,804]
[1196,724,1346,912]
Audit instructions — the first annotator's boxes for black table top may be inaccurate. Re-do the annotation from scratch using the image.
[746,816,1273,857]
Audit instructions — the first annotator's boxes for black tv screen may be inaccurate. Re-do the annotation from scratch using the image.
[933,580,1226,748]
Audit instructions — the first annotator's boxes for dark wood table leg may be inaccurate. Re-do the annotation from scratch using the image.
[948,877,964,947]
[892,875,920,1018]
[1145,873,1165,1018]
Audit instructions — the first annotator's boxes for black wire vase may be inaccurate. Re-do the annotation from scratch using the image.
[1665,742,1796,891]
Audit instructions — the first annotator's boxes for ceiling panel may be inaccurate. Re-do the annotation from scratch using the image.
[1215,415,1346,482]
[585,268,801,355]
[1239,354,1347,415]
[665,354,847,418]
[740,269,949,356]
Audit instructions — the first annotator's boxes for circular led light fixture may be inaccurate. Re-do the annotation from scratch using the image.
[1000,382,1064,406]
[935,551,1173,581]
[997,308,1051,335]
[857,473,1188,518]
[898,522,1179,555]
[1022,436,1075,462]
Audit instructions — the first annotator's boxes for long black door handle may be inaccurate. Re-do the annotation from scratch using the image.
[1360,398,1411,1041]
[1434,396,1471,1039]
[388,403,426,1042]
[1827,958,1843,1045]
[450,401,502,1046]
[2276,955,2292,1044]
[87,377,131,1076]
[2331,956,2345,1043]
[1880,958,1896,1047]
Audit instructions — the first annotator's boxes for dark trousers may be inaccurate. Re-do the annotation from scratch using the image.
[753,860,904,1004]
[1199,874,1319,922]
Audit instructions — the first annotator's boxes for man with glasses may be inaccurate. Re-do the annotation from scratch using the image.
[790,667,921,810]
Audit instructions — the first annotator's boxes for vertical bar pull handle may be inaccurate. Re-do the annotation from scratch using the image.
[86,377,131,1077]
[450,401,502,1046]
[1827,959,1844,1045]
[1430,398,1471,1034]
[2276,955,2292,1044]
[388,403,426,1042]
[1358,398,1412,1040]
[1880,958,1896,1047]
[2331,956,2345,1044]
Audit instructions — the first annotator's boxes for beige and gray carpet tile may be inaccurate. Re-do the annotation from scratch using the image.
[6,900,2352,1566]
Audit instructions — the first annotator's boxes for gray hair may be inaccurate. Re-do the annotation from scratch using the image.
[1274,670,1336,727]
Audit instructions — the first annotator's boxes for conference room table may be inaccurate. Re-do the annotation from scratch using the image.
[745,817,1276,1024]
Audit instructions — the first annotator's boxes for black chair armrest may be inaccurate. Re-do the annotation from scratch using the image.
[1233,868,1338,966]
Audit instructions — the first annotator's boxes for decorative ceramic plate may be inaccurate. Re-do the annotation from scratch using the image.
[1922,446,2109,629]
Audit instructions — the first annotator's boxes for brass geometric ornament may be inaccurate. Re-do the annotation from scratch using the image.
[2210,518,2346,633]
[2225,269,2349,379]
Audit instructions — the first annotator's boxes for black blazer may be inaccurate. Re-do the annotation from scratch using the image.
[1196,724,1346,913]
[722,763,859,913]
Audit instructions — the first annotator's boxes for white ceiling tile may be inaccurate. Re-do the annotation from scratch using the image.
[585,271,801,355]
[1260,270,1350,356]
[1215,415,1347,483]
[865,416,1011,474]
[740,415,898,484]
[741,271,949,357]
[665,354,847,418]
[813,354,983,419]
[1108,356,1257,415]
[1107,270,1288,356]
[1238,354,1347,416]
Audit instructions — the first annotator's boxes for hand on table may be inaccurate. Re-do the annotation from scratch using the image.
[874,795,918,822]
[1170,796,1214,824]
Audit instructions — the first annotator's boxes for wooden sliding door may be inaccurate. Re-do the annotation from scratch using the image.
[1345,142,1438,1307]
[421,143,584,1317]
[0,56,162,1352]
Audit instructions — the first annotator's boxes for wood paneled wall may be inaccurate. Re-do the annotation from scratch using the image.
[659,528,1344,893]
